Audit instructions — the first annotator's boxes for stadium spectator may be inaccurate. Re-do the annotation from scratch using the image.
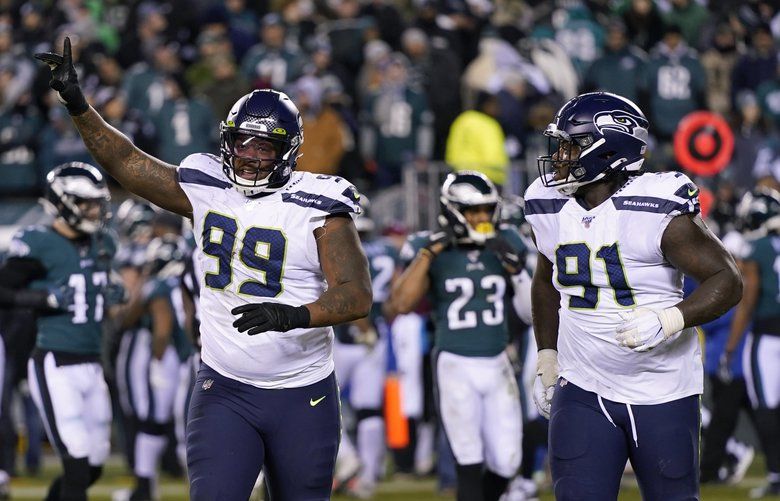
[445,91,509,187]
[731,24,778,109]
[240,13,305,90]
[291,75,347,175]
[583,19,647,104]
[701,23,740,117]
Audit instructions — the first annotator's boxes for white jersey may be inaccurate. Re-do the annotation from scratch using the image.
[524,172,703,404]
[177,154,361,388]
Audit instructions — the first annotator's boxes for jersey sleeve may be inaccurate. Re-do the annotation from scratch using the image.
[292,174,362,227]
[615,172,702,260]
[7,227,46,262]
[176,153,231,206]
[522,177,568,261]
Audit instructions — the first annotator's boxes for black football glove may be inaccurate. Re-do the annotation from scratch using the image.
[424,224,455,255]
[485,236,525,273]
[13,283,75,311]
[34,37,89,116]
[231,302,311,335]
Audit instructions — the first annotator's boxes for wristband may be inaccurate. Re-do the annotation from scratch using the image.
[658,306,685,337]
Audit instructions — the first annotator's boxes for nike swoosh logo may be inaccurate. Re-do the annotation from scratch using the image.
[687,188,698,197]
[310,396,326,407]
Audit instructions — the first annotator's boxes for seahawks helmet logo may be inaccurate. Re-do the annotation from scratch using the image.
[593,110,644,136]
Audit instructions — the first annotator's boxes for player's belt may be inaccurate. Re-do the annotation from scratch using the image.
[32,348,101,366]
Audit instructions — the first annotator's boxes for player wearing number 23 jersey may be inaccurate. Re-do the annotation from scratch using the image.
[527,92,741,501]
[390,171,527,501]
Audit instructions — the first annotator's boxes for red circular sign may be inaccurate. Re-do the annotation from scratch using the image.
[673,111,734,177]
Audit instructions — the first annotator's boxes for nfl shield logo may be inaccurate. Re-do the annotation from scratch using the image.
[202,378,214,390]
[581,216,595,228]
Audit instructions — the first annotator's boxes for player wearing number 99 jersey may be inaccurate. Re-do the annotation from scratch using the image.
[35,37,372,501]
[0,162,116,501]
[526,92,742,501]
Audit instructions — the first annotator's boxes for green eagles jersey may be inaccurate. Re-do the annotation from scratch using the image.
[152,98,216,164]
[403,228,525,357]
[9,226,116,354]
[143,276,193,362]
[363,237,400,322]
[746,235,780,324]
[640,48,706,138]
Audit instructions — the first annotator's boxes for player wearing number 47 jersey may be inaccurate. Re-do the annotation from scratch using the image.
[36,38,372,500]
[0,162,119,501]
[526,92,742,500]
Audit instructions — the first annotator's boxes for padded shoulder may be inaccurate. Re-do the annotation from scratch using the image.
[523,177,569,216]
[281,172,362,217]
[613,172,700,217]
[177,153,231,190]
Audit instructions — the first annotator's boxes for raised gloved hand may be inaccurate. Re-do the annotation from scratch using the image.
[485,236,525,272]
[232,302,311,335]
[533,349,559,419]
[422,224,455,256]
[34,37,89,116]
[615,306,685,352]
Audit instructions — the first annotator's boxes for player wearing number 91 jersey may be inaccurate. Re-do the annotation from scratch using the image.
[526,92,742,501]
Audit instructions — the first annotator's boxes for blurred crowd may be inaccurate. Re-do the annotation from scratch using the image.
[0,0,778,208]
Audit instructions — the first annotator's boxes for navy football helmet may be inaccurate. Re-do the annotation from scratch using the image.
[220,89,304,196]
[45,162,111,234]
[538,92,649,195]
[440,171,501,245]
[736,186,780,238]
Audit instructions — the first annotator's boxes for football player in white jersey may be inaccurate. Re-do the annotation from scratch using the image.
[525,92,742,500]
[36,38,372,500]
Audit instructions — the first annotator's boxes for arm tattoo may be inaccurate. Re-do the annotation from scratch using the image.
[73,109,192,216]
[312,216,372,325]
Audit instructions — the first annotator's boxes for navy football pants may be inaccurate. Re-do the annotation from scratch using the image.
[549,380,700,501]
[186,364,340,501]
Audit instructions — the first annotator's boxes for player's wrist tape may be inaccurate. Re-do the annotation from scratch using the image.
[536,349,559,386]
[658,306,685,338]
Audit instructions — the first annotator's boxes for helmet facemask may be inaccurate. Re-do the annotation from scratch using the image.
[221,127,300,196]
[220,90,304,197]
